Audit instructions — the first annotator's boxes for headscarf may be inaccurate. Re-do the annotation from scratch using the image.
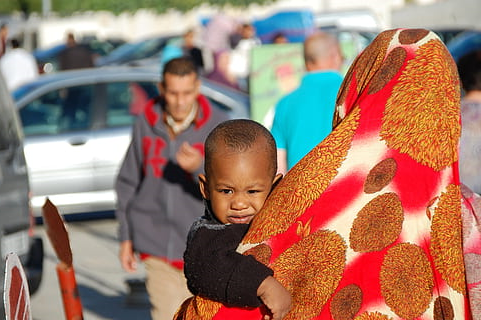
[177,28,470,319]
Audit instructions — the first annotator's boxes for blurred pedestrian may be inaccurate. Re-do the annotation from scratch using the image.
[203,14,237,54]
[460,184,481,320]
[58,32,94,70]
[228,23,261,92]
[205,50,240,90]
[270,31,343,173]
[115,57,228,320]
[159,42,183,72]
[272,32,289,44]
[182,29,204,73]
[229,23,243,49]
[457,50,481,195]
[0,38,39,91]
[0,23,8,58]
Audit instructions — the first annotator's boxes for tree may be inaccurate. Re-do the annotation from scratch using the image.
[0,0,274,15]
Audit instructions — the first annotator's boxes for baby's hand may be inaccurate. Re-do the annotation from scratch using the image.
[257,276,292,320]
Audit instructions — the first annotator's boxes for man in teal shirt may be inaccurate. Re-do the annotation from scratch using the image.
[271,32,344,173]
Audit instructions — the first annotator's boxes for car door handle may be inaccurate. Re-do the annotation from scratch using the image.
[69,138,87,146]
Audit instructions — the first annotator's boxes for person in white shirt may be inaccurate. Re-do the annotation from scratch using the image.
[228,23,261,91]
[0,38,39,91]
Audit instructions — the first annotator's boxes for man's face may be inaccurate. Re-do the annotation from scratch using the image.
[160,72,200,123]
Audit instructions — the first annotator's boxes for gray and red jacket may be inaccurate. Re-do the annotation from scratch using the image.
[115,94,228,264]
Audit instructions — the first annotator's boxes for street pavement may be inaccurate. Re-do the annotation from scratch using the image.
[30,217,151,319]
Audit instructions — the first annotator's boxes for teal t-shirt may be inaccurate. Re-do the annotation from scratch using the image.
[271,71,343,170]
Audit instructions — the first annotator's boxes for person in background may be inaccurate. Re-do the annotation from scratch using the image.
[159,42,183,72]
[205,49,241,90]
[228,23,261,92]
[182,29,204,74]
[115,57,228,320]
[270,32,343,174]
[0,23,8,58]
[229,23,243,49]
[0,38,39,91]
[457,50,481,195]
[272,32,289,44]
[179,119,290,320]
[58,32,94,70]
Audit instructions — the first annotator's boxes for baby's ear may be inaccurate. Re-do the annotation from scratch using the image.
[198,173,209,199]
[272,173,283,189]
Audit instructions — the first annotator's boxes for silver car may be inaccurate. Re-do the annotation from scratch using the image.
[13,66,250,217]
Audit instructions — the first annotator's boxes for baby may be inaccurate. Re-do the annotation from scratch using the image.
[183,119,291,320]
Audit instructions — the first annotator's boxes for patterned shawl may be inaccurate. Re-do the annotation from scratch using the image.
[176,28,471,320]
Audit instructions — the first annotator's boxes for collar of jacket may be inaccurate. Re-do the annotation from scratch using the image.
[144,94,212,130]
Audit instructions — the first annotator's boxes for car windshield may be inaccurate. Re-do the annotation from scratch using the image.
[128,38,165,59]
[103,42,138,60]
[104,38,164,61]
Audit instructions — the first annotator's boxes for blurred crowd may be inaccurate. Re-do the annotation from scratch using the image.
[0,14,295,94]
[176,16,289,93]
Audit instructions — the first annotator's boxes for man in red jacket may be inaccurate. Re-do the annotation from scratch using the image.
[115,57,228,320]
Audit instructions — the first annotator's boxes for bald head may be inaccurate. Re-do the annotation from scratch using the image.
[303,32,343,72]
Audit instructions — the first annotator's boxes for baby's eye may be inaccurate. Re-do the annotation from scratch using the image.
[248,189,261,194]
[220,189,233,194]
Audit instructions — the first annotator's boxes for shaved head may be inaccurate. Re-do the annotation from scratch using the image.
[303,32,342,71]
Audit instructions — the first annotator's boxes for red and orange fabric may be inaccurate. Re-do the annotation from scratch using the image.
[177,28,471,319]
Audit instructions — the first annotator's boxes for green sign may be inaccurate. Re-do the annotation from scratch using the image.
[249,43,304,128]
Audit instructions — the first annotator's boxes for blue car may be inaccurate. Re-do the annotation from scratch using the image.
[95,34,181,67]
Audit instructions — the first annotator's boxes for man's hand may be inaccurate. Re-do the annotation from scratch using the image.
[257,276,292,320]
[176,142,203,174]
[119,240,138,273]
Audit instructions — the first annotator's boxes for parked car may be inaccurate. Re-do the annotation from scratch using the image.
[13,66,250,217]
[0,72,43,316]
[95,34,181,67]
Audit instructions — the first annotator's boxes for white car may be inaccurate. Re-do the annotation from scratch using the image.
[13,66,250,217]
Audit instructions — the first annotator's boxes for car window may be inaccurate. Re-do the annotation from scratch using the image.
[19,84,94,136]
[105,81,158,127]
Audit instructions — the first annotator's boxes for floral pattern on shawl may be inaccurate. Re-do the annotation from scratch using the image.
[175,28,471,320]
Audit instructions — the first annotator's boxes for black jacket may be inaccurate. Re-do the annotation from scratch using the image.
[183,202,274,307]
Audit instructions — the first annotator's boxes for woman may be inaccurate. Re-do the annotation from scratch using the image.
[177,28,471,320]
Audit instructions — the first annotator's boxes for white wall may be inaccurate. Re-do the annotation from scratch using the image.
[392,0,481,30]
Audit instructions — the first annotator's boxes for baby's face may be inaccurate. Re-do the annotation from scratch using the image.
[200,145,280,225]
